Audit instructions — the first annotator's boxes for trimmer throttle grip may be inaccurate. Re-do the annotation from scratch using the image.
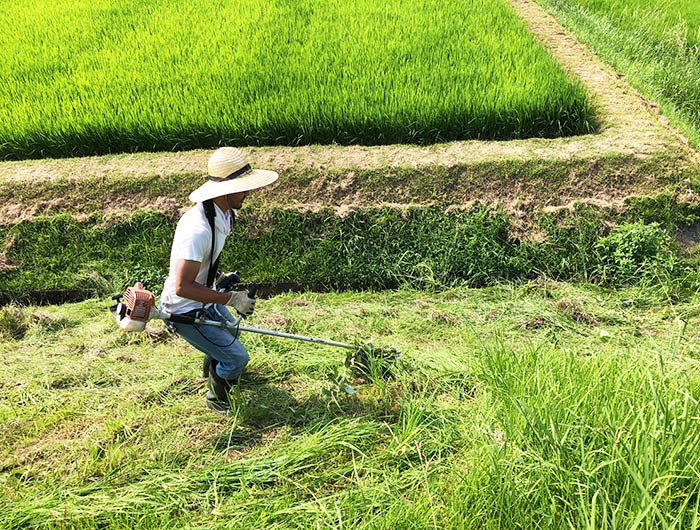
[216,271,241,292]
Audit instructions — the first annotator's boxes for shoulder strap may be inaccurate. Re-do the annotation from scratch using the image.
[202,200,220,288]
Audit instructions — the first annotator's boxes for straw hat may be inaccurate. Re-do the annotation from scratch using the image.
[188,147,279,202]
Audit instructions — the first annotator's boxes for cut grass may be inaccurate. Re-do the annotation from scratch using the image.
[0,0,596,159]
[2,283,700,528]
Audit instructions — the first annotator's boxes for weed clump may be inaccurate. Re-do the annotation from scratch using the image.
[0,305,71,340]
[0,305,30,340]
[345,343,402,381]
[594,222,680,285]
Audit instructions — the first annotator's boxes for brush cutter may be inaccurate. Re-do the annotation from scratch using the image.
[110,282,401,392]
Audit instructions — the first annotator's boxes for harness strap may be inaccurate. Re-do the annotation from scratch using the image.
[203,200,220,289]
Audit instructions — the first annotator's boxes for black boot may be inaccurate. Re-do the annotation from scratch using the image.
[206,360,234,415]
[202,354,212,379]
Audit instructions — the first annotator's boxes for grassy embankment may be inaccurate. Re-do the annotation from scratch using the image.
[536,0,700,148]
[2,283,700,529]
[0,199,696,301]
[0,0,596,159]
[2,143,700,302]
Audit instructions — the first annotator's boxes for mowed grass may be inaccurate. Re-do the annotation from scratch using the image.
[2,283,700,529]
[537,0,700,147]
[0,0,596,159]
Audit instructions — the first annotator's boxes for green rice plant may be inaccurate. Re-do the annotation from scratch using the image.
[0,0,596,159]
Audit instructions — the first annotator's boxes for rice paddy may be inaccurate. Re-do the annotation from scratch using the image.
[0,0,596,159]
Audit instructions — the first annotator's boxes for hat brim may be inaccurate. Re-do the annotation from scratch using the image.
[188,169,279,202]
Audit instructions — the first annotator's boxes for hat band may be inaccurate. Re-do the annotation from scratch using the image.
[208,163,251,182]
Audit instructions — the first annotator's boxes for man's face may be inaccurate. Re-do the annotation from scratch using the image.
[224,190,250,210]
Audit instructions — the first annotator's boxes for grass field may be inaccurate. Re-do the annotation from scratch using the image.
[552,0,700,43]
[2,283,700,529]
[0,0,596,159]
[537,0,700,147]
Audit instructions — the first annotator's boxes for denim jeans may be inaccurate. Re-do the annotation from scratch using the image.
[167,304,249,380]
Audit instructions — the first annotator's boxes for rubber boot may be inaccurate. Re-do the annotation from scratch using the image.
[202,354,212,379]
[206,360,234,415]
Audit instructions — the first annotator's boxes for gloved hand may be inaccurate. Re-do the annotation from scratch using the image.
[216,271,241,292]
[226,290,255,317]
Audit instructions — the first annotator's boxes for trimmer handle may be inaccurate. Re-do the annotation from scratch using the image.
[166,313,197,325]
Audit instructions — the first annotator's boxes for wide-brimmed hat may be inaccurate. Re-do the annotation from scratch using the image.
[188,147,279,202]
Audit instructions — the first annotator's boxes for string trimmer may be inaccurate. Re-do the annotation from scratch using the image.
[110,282,401,393]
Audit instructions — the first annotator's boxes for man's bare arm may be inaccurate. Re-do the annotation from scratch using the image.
[174,259,230,305]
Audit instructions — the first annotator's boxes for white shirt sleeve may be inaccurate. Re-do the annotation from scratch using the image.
[177,226,210,263]
[172,212,212,265]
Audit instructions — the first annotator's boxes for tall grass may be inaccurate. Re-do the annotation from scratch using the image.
[0,0,596,159]
[536,0,700,148]
[478,338,700,529]
[0,206,691,301]
[2,283,700,528]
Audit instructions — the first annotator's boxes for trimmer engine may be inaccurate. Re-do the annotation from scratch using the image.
[110,282,158,332]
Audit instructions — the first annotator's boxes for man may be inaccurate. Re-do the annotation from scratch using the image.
[160,147,278,414]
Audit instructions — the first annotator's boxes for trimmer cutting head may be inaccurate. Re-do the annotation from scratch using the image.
[345,342,402,380]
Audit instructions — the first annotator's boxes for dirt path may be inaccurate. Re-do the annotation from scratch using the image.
[509,0,697,160]
[0,0,696,214]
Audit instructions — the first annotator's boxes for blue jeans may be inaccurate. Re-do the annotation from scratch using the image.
[167,304,249,380]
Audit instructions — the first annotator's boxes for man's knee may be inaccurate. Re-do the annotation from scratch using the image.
[215,343,249,379]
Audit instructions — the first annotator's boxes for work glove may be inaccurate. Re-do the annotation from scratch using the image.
[226,290,255,317]
[216,271,241,292]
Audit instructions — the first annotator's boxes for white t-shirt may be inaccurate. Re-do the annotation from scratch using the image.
[160,202,232,314]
